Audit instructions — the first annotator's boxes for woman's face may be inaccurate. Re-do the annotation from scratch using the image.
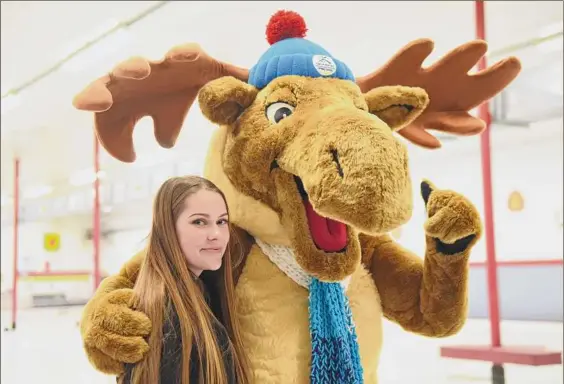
[175,189,230,276]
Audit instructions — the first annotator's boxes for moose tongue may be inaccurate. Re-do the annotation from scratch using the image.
[304,200,347,252]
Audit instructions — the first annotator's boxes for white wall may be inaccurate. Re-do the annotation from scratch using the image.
[0,206,150,304]
[1,216,93,282]
[99,202,153,275]
[398,118,563,262]
[1,120,562,300]
[0,214,96,308]
[97,118,563,270]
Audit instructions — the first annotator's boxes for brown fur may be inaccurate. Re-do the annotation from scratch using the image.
[72,25,524,380]
[201,76,426,281]
[79,75,484,380]
[364,85,429,130]
[359,180,482,337]
[80,254,149,373]
[80,225,255,376]
[234,244,383,383]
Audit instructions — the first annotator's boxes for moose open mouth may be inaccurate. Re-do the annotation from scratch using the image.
[294,176,348,253]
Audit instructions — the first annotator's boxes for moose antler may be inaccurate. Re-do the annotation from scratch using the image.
[356,39,522,148]
[73,43,249,163]
[74,38,521,161]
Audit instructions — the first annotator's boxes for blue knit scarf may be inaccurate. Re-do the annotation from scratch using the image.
[309,278,364,384]
[254,239,364,383]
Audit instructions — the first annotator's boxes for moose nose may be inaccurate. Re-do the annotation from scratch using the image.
[278,105,412,234]
[330,148,344,178]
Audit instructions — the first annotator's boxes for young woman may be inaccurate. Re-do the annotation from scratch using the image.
[119,175,251,384]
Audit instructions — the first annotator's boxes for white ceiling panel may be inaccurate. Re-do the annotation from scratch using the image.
[1,1,163,92]
[1,1,562,206]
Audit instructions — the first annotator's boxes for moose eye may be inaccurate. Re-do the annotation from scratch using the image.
[266,102,294,124]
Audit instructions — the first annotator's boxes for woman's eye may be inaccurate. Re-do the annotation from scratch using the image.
[218,219,229,226]
[192,219,206,226]
[266,102,295,124]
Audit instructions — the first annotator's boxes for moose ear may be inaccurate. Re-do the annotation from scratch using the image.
[198,76,258,126]
[364,86,429,131]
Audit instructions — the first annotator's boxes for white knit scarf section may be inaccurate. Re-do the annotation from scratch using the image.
[255,238,352,291]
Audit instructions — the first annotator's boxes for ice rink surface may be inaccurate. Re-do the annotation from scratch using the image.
[1,306,562,384]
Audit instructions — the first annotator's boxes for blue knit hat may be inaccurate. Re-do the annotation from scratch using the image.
[248,11,355,89]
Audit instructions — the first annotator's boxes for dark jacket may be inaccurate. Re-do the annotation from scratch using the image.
[119,290,236,383]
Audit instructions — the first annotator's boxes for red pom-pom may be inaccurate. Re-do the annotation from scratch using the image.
[266,10,308,45]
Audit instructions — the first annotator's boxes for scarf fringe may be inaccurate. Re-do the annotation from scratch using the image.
[309,278,364,384]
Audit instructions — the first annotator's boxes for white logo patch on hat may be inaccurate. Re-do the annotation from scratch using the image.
[312,55,337,76]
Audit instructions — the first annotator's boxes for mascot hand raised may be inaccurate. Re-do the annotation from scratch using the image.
[421,180,482,255]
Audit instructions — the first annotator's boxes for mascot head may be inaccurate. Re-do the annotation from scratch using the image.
[73,10,521,282]
[200,11,428,281]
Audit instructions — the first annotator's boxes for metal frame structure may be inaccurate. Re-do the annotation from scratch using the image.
[439,3,562,383]
[93,133,101,290]
[7,158,20,331]
[4,135,103,331]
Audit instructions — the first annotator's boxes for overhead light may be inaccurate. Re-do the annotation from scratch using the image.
[535,21,563,54]
[132,157,167,169]
[60,28,133,74]
[538,22,563,39]
[22,185,53,200]
[132,147,176,169]
[537,34,563,54]
[1,93,23,117]
[69,168,106,186]
[54,18,120,65]
[1,84,12,98]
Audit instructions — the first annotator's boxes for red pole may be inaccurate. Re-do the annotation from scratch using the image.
[475,0,502,348]
[93,133,101,290]
[10,158,20,330]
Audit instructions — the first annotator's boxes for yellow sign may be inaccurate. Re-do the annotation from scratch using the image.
[20,274,89,282]
[508,191,525,212]
[44,233,60,252]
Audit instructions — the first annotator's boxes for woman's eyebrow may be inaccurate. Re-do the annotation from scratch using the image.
[189,213,209,218]
[188,213,228,218]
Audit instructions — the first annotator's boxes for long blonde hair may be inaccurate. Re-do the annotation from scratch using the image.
[127,175,251,384]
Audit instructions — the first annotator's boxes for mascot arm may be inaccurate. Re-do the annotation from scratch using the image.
[79,225,252,375]
[80,250,151,375]
[361,180,482,337]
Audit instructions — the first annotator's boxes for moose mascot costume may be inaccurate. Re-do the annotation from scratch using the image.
[73,10,521,384]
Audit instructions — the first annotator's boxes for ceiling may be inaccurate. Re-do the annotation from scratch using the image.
[1,1,562,208]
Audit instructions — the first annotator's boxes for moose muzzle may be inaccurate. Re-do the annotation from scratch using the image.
[279,106,413,242]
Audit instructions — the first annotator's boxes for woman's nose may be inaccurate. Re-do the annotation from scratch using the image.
[207,225,220,239]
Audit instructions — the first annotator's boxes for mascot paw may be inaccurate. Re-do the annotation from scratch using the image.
[82,288,152,374]
[421,180,482,255]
